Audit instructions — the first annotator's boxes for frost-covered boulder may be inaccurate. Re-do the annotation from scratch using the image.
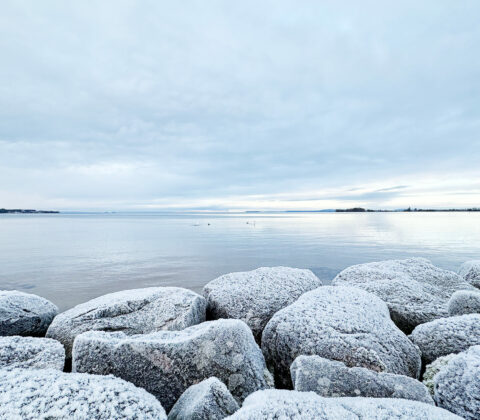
[168,377,239,420]
[332,258,474,333]
[226,390,461,419]
[0,336,64,370]
[409,314,480,363]
[73,319,272,412]
[459,260,480,288]
[448,290,480,315]
[261,286,421,388]
[433,345,480,420]
[0,368,166,419]
[203,267,322,341]
[290,355,432,404]
[423,354,456,396]
[47,287,206,358]
[0,291,58,336]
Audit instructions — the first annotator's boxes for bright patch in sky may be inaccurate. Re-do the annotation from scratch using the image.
[0,1,479,210]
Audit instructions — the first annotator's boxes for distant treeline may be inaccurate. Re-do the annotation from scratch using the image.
[0,208,59,214]
[335,207,480,213]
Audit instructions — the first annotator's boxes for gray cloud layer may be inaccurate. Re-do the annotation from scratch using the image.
[1,1,479,210]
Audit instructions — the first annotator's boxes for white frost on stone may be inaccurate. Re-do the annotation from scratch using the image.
[261,286,421,388]
[46,286,206,358]
[423,354,456,396]
[458,260,480,288]
[0,291,58,337]
[291,355,432,404]
[0,368,166,419]
[73,319,272,412]
[448,289,480,315]
[225,389,461,419]
[0,336,65,370]
[433,345,480,420]
[168,377,239,420]
[409,314,480,363]
[203,267,322,342]
[332,258,474,333]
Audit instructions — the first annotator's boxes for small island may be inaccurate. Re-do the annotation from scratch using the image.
[0,208,59,214]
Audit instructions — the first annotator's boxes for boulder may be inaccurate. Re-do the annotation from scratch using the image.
[225,390,461,419]
[46,287,206,358]
[434,345,480,420]
[0,336,64,370]
[0,368,166,419]
[409,314,480,364]
[448,290,480,315]
[458,260,480,288]
[73,319,272,412]
[290,355,432,404]
[332,258,474,333]
[0,291,58,336]
[261,286,421,388]
[168,377,239,420]
[423,354,456,396]
[203,267,322,342]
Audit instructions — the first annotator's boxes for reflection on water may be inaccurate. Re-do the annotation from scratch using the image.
[0,212,479,310]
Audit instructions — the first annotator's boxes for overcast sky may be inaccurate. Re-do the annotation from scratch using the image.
[1,1,479,211]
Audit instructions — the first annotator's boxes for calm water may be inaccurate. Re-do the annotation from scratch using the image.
[1,212,479,311]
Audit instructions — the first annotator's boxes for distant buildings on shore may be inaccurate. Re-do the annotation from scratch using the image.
[0,209,59,214]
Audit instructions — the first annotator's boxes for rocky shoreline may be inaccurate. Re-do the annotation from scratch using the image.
[1,258,480,419]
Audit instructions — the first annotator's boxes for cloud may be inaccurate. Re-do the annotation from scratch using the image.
[0,1,479,210]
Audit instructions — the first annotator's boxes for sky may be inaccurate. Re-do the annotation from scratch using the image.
[1,1,479,211]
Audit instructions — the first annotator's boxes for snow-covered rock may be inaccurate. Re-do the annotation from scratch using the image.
[225,389,461,419]
[73,319,272,412]
[423,354,456,396]
[409,314,480,363]
[261,286,421,388]
[47,287,206,358]
[458,260,480,288]
[332,258,474,333]
[0,368,166,419]
[433,345,480,420]
[168,377,239,420]
[448,289,480,315]
[203,267,322,341]
[0,291,58,336]
[0,336,64,370]
[290,355,432,404]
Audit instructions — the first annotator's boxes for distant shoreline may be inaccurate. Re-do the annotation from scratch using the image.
[0,208,60,214]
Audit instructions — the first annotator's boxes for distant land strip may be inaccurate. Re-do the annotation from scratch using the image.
[0,208,60,214]
[284,207,480,213]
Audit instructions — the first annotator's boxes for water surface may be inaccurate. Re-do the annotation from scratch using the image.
[1,212,479,311]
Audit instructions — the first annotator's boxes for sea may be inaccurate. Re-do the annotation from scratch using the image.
[1,211,479,311]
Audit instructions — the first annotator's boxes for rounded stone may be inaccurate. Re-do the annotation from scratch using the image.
[423,354,456,396]
[0,291,58,337]
[203,267,322,342]
[458,260,480,288]
[332,258,474,333]
[261,286,421,388]
[46,287,206,358]
[448,290,480,315]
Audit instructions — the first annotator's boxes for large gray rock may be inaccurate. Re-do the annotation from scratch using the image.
[448,289,480,315]
[0,368,166,419]
[0,336,65,370]
[0,291,58,336]
[333,258,474,333]
[203,267,322,341]
[423,354,456,396]
[261,286,421,388]
[226,390,461,419]
[47,287,206,358]
[459,260,480,288]
[409,314,480,363]
[73,319,272,412]
[434,345,480,420]
[168,377,239,420]
[290,355,432,404]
